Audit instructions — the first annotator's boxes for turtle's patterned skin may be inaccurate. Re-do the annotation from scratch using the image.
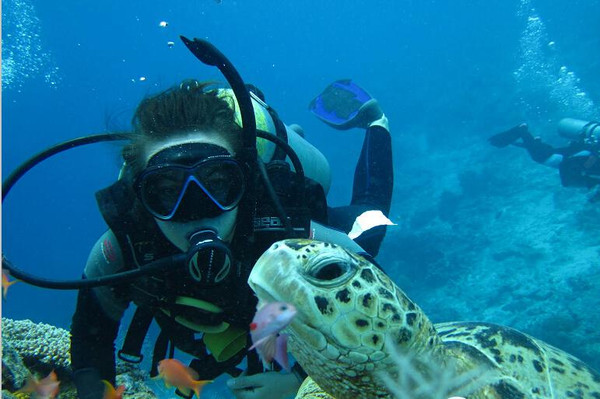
[248,239,600,399]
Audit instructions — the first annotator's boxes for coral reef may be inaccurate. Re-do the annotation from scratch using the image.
[2,318,76,398]
[116,363,158,399]
[380,137,600,373]
[1,317,157,399]
[2,317,71,377]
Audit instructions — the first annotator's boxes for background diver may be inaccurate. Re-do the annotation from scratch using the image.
[489,118,600,201]
[69,76,394,399]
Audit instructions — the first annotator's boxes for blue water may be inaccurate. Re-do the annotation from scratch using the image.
[3,0,600,397]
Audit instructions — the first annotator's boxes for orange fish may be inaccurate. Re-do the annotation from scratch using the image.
[17,370,60,399]
[102,380,125,399]
[155,358,212,398]
[2,270,19,298]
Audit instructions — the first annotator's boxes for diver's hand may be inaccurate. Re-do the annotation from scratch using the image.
[227,371,301,399]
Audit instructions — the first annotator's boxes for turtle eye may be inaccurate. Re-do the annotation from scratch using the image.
[305,253,357,287]
[312,262,349,281]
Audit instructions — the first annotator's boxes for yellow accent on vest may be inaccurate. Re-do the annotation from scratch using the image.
[159,295,247,361]
[203,325,248,362]
[174,296,223,313]
[159,308,230,333]
[159,296,227,333]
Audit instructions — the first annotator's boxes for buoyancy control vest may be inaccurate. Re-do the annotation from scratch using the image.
[95,177,258,371]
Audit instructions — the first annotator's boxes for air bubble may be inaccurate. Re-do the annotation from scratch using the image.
[2,0,61,90]
[514,0,598,120]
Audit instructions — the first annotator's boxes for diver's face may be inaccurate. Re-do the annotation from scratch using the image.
[142,131,240,251]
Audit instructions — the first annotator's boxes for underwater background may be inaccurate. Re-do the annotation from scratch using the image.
[3,0,600,397]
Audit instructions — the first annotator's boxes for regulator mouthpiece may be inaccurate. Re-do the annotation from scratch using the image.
[187,229,233,286]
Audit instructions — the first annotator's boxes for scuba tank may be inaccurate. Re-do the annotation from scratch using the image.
[557,118,600,146]
[284,124,331,194]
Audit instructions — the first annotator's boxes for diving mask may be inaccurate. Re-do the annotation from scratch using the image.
[135,143,245,221]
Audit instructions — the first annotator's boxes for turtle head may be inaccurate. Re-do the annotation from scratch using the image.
[248,239,440,398]
[249,239,361,304]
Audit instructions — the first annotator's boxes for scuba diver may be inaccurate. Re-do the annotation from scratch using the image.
[489,118,600,199]
[59,41,394,399]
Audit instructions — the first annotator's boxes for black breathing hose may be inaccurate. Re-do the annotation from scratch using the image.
[3,38,304,289]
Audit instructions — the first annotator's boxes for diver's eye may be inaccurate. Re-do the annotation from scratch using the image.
[313,262,347,281]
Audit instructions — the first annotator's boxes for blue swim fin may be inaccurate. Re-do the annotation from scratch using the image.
[309,79,376,130]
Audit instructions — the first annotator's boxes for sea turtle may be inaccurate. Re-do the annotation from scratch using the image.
[248,239,600,399]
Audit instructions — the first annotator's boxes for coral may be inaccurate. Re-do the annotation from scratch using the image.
[2,338,29,390]
[1,318,71,378]
[1,317,158,399]
[116,362,158,399]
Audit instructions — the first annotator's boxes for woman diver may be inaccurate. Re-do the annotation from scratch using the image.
[64,41,395,399]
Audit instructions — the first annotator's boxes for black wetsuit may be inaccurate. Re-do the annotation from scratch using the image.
[70,124,393,399]
[520,130,600,188]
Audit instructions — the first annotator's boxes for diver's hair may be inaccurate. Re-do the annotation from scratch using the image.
[122,79,242,176]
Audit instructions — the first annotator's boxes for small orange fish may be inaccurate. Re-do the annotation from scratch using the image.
[102,380,125,399]
[2,270,19,298]
[17,370,60,399]
[155,358,212,398]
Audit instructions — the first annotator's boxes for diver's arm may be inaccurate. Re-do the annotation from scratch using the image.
[71,287,121,398]
[70,230,129,399]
